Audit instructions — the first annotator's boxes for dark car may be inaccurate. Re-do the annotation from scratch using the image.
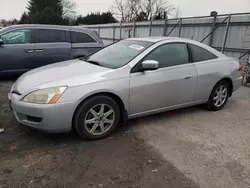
[0,24,104,75]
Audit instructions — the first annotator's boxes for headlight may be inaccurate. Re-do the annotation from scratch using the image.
[22,86,67,104]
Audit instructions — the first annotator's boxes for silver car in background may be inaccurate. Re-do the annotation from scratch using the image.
[9,37,242,140]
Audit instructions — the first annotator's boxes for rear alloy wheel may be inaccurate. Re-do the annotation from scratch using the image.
[206,80,230,111]
[213,85,228,108]
[74,96,120,140]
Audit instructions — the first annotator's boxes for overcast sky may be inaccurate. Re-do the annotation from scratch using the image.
[1,0,250,20]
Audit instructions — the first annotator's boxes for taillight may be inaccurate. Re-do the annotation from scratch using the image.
[238,64,243,72]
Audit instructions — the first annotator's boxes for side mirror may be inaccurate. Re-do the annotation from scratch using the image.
[142,60,159,71]
[0,38,3,45]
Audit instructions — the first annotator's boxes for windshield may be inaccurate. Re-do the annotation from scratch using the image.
[0,27,10,34]
[85,40,153,69]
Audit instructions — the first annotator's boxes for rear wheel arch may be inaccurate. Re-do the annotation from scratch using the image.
[206,79,231,111]
[218,77,233,97]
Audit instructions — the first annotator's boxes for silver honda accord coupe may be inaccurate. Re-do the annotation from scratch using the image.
[9,37,242,140]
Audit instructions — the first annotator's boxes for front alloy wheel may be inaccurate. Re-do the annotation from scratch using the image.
[74,96,120,140]
[84,104,115,135]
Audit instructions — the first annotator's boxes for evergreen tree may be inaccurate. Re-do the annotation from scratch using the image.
[26,0,64,24]
[75,12,117,25]
[19,12,30,24]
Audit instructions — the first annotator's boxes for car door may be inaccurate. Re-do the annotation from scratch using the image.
[129,42,198,115]
[33,27,71,68]
[0,27,35,73]
[70,30,104,59]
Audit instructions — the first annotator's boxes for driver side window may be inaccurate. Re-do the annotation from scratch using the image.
[144,43,190,68]
[0,29,33,45]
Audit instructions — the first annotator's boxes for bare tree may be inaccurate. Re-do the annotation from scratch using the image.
[61,0,76,19]
[112,0,175,22]
[0,19,18,26]
[111,0,130,22]
[174,6,181,18]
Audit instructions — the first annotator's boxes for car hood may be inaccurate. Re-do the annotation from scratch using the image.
[15,59,114,94]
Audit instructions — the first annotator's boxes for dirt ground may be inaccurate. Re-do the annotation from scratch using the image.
[1,77,250,188]
[0,78,198,188]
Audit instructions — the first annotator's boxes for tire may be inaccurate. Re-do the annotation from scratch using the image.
[206,80,230,111]
[74,95,120,140]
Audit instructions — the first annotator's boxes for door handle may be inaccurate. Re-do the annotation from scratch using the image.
[35,49,43,52]
[184,76,191,79]
[25,50,34,53]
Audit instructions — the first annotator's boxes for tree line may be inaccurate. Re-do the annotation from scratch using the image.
[112,0,176,22]
[18,0,117,25]
[1,0,177,26]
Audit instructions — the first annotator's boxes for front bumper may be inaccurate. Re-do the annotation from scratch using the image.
[9,93,78,133]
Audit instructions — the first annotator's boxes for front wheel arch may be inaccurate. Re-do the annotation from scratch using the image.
[72,92,127,130]
[73,95,121,140]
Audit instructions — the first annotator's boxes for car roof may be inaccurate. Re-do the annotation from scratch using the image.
[3,24,93,32]
[1,24,103,43]
[126,37,225,57]
[126,37,180,43]
[126,37,208,44]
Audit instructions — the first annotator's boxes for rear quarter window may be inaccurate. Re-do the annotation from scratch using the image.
[189,43,217,62]
[71,31,96,43]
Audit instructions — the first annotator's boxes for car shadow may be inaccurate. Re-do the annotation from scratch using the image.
[0,103,203,188]
[12,105,204,146]
[124,105,203,129]
[2,114,201,188]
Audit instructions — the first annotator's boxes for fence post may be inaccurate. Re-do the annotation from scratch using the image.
[113,24,115,43]
[178,18,182,37]
[209,13,217,46]
[128,29,132,38]
[133,22,136,37]
[163,18,167,36]
[149,20,152,36]
[98,25,100,36]
[221,14,231,53]
[119,22,122,40]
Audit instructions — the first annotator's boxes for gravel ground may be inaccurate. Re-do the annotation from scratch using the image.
[0,77,198,188]
[1,77,250,188]
[136,87,250,188]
